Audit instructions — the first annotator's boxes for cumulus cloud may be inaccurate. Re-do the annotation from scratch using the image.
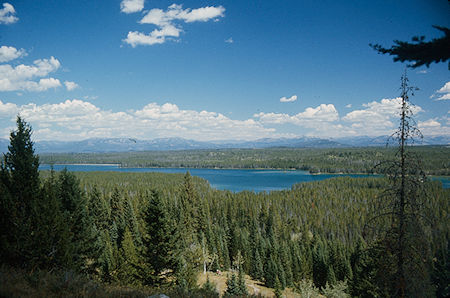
[120,0,144,14]
[255,104,339,126]
[418,118,450,137]
[432,82,450,100]
[64,81,79,91]
[0,45,26,62]
[0,99,18,116]
[0,55,78,92]
[124,3,225,47]
[0,100,280,141]
[280,95,297,103]
[0,3,18,24]
[342,97,422,136]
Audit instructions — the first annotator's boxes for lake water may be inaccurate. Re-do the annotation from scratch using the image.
[39,164,449,192]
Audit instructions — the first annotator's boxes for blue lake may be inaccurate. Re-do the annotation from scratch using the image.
[39,164,449,192]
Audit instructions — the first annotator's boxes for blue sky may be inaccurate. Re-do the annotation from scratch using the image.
[0,0,449,141]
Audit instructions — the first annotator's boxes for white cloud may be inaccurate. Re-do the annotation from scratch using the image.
[0,55,77,92]
[255,104,339,125]
[0,99,18,116]
[0,100,281,141]
[124,24,181,47]
[124,4,225,47]
[345,104,352,108]
[419,119,440,128]
[418,118,450,137]
[0,3,18,24]
[64,81,79,91]
[120,0,144,14]
[1,98,446,140]
[433,81,450,100]
[0,45,26,62]
[342,97,422,136]
[280,95,297,102]
[37,78,61,90]
[225,37,233,43]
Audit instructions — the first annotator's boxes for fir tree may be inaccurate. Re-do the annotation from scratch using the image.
[237,268,248,296]
[58,169,99,273]
[0,116,41,268]
[139,190,178,285]
[224,272,239,296]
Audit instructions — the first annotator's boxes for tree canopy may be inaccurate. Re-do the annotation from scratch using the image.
[371,26,450,69]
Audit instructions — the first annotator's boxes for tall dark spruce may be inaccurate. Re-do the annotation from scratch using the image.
[0,116,41,267]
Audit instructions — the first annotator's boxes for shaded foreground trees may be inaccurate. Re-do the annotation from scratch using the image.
[0,117,98,273]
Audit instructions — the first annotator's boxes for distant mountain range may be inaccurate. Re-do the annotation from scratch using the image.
[0,135,448,154]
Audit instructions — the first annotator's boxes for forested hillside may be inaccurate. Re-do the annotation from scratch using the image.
[40,146,450,175]
[1,118,449,297]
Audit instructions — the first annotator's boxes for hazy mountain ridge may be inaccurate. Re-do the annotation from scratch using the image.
[0,135,448,153]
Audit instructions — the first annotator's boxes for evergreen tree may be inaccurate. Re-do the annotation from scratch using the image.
[88,185,109,231]
[274,275,283,298]
[118,227,139,285]
[58,169,99,273]
[224,273,239,296]
[0,116,41,268]
[139,190,178,285]
[237,268,249,296]
[373,73,434,297]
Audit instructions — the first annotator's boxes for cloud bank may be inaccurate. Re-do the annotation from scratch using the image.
[0,97,446,141]
[0,100,278,141]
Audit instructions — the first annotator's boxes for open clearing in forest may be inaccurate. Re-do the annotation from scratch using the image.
[197,271,300,297]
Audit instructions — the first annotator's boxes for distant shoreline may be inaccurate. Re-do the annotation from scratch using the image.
[43,163,121,166]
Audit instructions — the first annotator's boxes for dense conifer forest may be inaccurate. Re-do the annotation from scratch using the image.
[1,117,449,297]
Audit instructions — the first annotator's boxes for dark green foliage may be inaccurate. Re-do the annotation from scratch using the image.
[58,169,99,273]
[0,116,41,268]
[273,275,282,298]
[201,275,219,297]
[139,190,178,286]
[224,273,238,296]
[2,116,40,205]
[371,26,450,69]
[237,269,248,296]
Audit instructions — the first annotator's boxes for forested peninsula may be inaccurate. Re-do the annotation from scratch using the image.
[40,146,450,176]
